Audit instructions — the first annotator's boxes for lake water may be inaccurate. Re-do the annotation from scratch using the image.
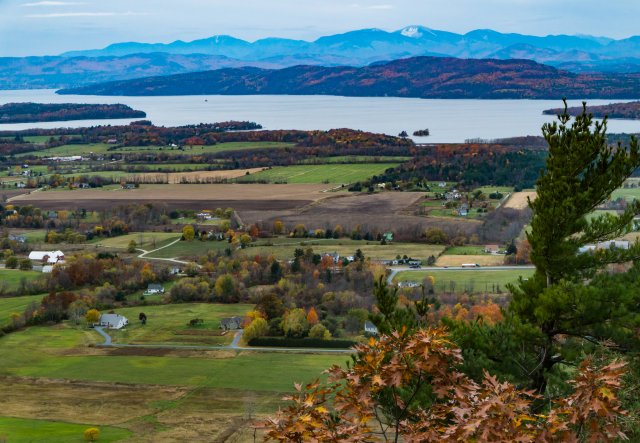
[1,89,640,143]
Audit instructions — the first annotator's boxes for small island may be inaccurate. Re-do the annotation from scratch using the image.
[413,129,430,136]
[0,102,146,124]
[543,101,640,120]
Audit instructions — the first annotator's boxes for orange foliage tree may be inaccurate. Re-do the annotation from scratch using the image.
[306,307,319,325]
[263,327,627,442]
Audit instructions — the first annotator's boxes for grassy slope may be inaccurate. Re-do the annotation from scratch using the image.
[0,294,43,326]
[107,303,253,346]
[395,269,535,294]
[236,163,399,184]
[0,417,131,443]
[0,270,44,291]
[0,323,345,392]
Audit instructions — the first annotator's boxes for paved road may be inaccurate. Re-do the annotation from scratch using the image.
[94,326,112,345]
[94,327,354,354]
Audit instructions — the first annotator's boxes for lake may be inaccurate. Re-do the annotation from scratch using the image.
[1,89,640,142]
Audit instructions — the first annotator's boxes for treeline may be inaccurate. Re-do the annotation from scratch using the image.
[0,102,146,124]
[371,143,547,189]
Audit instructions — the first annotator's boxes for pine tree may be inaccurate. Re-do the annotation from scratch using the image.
[509,101,640,393]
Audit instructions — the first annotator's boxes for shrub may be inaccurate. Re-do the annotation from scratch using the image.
[243,317,269,342]
[309,323,331,340]
[248,337,355,348]
[83,427,100,442]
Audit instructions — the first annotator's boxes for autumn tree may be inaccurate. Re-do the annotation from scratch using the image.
[182,225,195,242]
[263,327,628,442]
[243,317,269,342]
[306,307,319,325]
[282,308,309,338]
[85,309,100,324]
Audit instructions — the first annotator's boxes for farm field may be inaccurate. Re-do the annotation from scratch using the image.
[0,321,346,440]
[611,186,640,201]
[17,141,296,158]
[300,155,412,164]
[435,254,505,267]
[130,167,266,184]
[0,417,132,443]
[145,239,228,259]
[443,246,489,255]
[106,303,253,346]
[235,163,399,184]
[96,232,180,250]
[12,183,330,203]
[240,239,445,262]
[0,269,44,291]
[394,268,535,294]
[0,294,43,326]
[503,191,537,209]
[18,143,113,157]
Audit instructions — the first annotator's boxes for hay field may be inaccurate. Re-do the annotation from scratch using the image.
[129,167,266,183]
[503,192,536,209]
[435,254,505,267]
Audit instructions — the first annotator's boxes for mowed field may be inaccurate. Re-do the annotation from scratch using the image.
[395,268,535,294]
[10,183,332,211]
[17,141,296,157]
[240,239,445,262]
[0,317,347,441]
[235,163,399,184]
[0,269,44,292]
[0,294,43,326]
[107,303,253,346]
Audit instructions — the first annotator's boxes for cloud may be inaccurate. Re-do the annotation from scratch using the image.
[25,11,147,18]
[22,1,85,6]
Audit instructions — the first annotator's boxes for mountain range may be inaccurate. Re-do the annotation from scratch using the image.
[58,56,640,100]
[5,26,640,90]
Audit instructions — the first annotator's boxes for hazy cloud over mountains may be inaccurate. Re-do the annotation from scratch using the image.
[1,0,640,56]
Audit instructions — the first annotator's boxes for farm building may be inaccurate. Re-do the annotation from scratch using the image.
[28,250,65,264]
[220,317,243,330]
[145,283,165,295]
[99,314,128,330]
[578,240,630,254]
[364,321,379,336]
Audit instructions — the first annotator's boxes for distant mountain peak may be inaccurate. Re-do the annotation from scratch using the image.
[400,26,437,39]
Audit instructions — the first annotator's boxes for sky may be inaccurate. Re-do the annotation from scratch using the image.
[1,0,639,56]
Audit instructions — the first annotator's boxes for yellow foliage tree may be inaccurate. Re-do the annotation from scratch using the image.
[85,309,100,324]
[83,427,100,442]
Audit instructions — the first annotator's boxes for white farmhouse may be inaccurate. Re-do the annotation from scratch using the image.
[28,250,65,264]
[99,314,128,330]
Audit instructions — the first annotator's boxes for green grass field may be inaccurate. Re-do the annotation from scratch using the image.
[443,246,489,255]
[236,163,399,184]
[145,239,229,259]
[96,232,180,250]
[0,323,346,391]
[239,239,444,262]
[0,269,44,291]
[0,417,132,443]
[107,303,253,346]
[17,141,296,158]
[611,186,640,202]
[395,268,535,294]
[0,294,43,326]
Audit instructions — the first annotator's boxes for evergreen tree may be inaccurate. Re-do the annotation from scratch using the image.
[509,102,640,393]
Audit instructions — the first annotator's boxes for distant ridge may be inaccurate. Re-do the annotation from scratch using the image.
[57,56,640,100]
[5,25,640,90]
